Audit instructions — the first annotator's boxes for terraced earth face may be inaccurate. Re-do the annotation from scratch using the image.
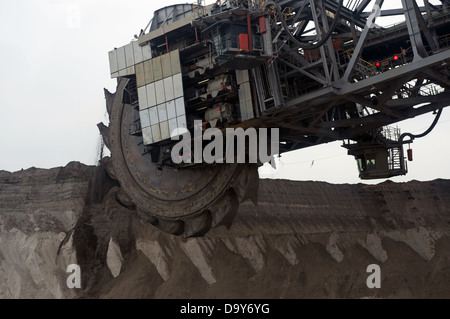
[0,161,449,298]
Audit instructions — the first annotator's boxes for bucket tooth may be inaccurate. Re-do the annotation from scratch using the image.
[97,122,111,151]
[155,218,184,236]
[183,212,212,238]
[104,88,115,118]
[233,164,259,205]
[210,190,239,229]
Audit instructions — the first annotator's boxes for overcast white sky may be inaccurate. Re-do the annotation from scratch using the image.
[0,0,449,185]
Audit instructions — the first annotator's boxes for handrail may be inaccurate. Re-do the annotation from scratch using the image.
[368,5,450,39]
[192,0,208,17]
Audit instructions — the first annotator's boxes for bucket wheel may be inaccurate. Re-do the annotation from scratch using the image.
[99,77,259,238]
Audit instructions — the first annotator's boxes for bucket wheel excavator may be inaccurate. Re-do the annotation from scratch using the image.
[99,0,450,237]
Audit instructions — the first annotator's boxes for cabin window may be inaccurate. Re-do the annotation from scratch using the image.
[365,154,376,171]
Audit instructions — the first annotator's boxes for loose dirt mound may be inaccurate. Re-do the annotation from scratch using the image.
[0,161,449,298]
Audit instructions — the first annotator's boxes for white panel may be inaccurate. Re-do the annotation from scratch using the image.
[248,100,254,119]
[143,60,154,85]
[243,101,254,121]
[155,80,165,105]
[136,63,145,87]
[169,118,178,137]
[239,82,252,103]
[140,109,151,128]
[177,115,187,130]
[236,69,243,84]
[133,41,143,64]
[142,43,152,61]
[170,50,181,74]
[243,71,250,83]
[146,83,157,107]
[118,66,135,76]
[157,103,168,122]
[152,57,163,81]
[111,72,119,78]
[175,97,185,116]
[149,107,159,126]
[160,121,170,140]
[151,124,162,142]
[236,69,249,84]
[243,82,252,102]
[166,100,176,119]
[108,50,119,74]
[125,43,135,68]
[173,73,183,98]
[239,82,254,121]
[164,76,175,101]
[116,46,126,71]
[161,53,172,78]
[142,126,153,145]
[138,86,148,111]
[125,66,135,75]
[238,85,246,103]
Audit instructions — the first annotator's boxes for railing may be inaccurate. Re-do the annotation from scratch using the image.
[192,0,208,17]
[375,126,406,172]
[281,6,295,20]
[368,5,450,41]
[339,49,376,78]
[249,0,267,8]
[195,0,269,15]
[382,126,401,142]
[340,31,450,81]
[402,81,442,97]
[346,0,364,12]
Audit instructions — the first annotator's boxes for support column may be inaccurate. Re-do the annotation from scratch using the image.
[342,0,385,82]
[402,0,429,59]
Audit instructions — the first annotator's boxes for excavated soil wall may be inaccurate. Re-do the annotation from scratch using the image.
[0,161,449,299]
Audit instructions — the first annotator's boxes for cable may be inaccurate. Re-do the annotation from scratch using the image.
[400,108,444,144]
[263,0,344,50]
[410,118,450,134]
[279,152,347,166]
